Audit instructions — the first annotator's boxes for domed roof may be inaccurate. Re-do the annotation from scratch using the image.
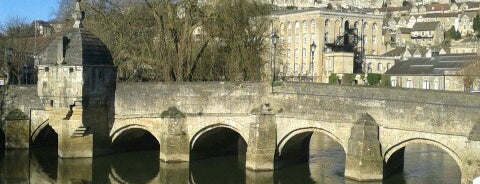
[39,0,113,66]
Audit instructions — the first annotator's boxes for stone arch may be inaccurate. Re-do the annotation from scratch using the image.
[110,124,159,144]
[384,138,463,173]
[190,124,248,150]
[31,121,58,147]
[277,127,346,156]
[31,120,50,143]
[189,123,248,160]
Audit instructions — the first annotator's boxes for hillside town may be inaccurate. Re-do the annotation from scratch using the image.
[2,0,480,92]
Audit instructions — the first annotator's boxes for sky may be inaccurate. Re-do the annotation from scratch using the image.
[0,0,59,25]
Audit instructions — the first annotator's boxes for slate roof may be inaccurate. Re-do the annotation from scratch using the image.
[385,54,478,75]
[423,12,459,18]
[382,47,406,56]
[425,4,451,12]
[40,27,113,66]
[399,28,412,34]
[412,21,441,31]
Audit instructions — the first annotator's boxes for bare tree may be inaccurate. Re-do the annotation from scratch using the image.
[55,0,272,82]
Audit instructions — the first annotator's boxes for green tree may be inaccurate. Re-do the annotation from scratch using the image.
[473,15,480,38]
[445,26,461,41]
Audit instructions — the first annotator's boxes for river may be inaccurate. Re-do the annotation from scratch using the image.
[0,133,460,183]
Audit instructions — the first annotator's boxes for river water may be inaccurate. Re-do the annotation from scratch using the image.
[0,133,460,183]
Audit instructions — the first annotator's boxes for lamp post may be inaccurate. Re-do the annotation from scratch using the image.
[4,47,13,85]
[271,32,279,92]
[310,41,317,82]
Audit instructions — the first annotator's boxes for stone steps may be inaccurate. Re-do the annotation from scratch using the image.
[71,126,89,138]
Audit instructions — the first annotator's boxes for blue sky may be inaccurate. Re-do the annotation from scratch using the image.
[0,0,59,25]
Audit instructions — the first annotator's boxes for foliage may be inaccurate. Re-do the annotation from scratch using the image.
[445,26,461,41]
[367,73,382,85]
[56,0,271,82]
[474,15,480,38]
[273,81,283,87]
[328,73,339,84]
[341,74,356,85]
[402,0,413,7]
[326,3,334,10]
[380,74,391,87]
[0,16,39,85]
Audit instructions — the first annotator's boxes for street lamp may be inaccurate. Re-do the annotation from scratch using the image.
[310,41,317,82]
[271,32,279,92]
[4,47,13,85]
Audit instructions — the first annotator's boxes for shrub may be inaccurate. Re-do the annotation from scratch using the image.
[329,73,339,84]
[341,74,356,85]
[367,73,382,85]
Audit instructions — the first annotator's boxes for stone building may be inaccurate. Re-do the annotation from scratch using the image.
[450,37,480,54]
[271,8,384,83]
[410,21,444,46]
[385,53,478,91]
[36,0,116,157]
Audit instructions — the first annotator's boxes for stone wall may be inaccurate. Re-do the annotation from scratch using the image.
[114,82,269,118]
[3,85,44,118]
[273,82,480,137]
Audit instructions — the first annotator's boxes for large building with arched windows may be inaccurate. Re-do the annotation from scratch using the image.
[271,8,384,83]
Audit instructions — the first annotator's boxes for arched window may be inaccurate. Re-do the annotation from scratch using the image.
[311,20,316,32]
[303,20,307,30]
[280,23,285,34]
[377,63,383,71]
[363,22,368,33]
[325,19,330,27]
[287,22,292,30]
[295,21,300,29]
[367,62,372,73]
[372,23,377,32]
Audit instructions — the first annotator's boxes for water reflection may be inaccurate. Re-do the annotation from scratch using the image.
[0,133,461,183]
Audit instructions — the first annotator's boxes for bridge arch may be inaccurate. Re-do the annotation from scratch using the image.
[110,124,160,152]
[190,124,248,160]
[384,138,464,181]
[278,127,346,156]
[110,124,159,144]
[384,138,463,166]
[31,120,50,143]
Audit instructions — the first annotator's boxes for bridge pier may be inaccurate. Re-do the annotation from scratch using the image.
[345,114,383,181]
[246,104,276,171]
[464,127,480,184]
[159,114,189,162]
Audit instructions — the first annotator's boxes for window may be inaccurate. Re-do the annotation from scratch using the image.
[372,36,377,44]
[434,80,439,90]
[303,20,307,30]
[325,19,330,27]
[311,20,316,32]
[423,80,430,89]
[372,23,377,31]
[303,33,307,43]
[303,48,307,58]
[406,79,413,88]
[324,32,329,43]
[377,63,383,71]
[295,49,299,58]
[286,63,290,73]
[280,23,285,34]
[295,21,300,31]
[287,22,292,30]
[311,33,315,42]
[367,62,372,73]
[302,63,306,74]
[294,63,298,73]
[391,79,396,87]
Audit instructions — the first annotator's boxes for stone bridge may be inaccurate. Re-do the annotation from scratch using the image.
[2,82,480,183]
